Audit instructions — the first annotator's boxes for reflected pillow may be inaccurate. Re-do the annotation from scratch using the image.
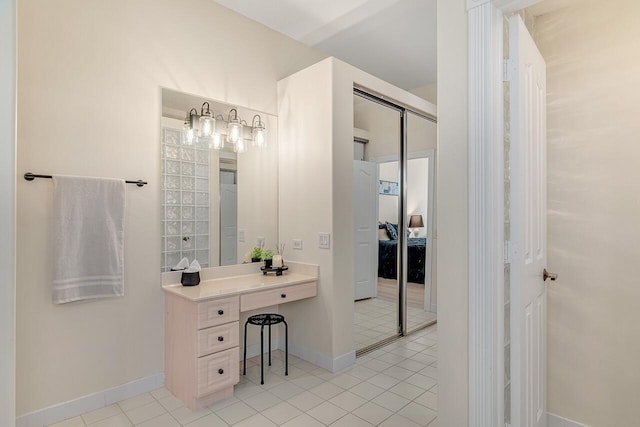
[385,222,398,240]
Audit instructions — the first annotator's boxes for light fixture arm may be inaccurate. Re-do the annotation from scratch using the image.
[251,114,264,129]
[201,102,212,117]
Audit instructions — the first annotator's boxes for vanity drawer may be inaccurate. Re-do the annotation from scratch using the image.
[197,296,239,330]
[196,347,239,398]
[240,281,317,312]
[197,322,239,357]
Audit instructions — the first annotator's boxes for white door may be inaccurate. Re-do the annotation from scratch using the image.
[354,160,378,300]
[220,183,237,266]
[509,14,550,427]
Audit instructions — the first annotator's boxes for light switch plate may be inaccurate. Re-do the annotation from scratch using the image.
[293,239,303,250]
[239,230,246,243]
[319,232,330,249]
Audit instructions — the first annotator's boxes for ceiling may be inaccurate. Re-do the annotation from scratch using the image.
[212,0,437,92]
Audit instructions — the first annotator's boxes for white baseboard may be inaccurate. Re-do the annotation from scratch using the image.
[548,412,591,427]
[277,337,355,372]
[16,373,164,427]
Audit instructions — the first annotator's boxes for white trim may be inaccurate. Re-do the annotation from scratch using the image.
[16,374,165,427]
[468,2,504,426]
[430,303,437,313]
[281,337,356,372]
[468,0,546,425]
[548,412,591,427]
[0,1,16,425]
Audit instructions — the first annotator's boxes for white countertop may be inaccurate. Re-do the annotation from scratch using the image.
[162,271,317,302]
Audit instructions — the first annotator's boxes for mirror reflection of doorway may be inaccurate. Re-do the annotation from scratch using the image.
[219,169,237,266]
[353,90,437,354]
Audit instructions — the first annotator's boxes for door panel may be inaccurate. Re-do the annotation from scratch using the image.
[354,160,378,300]
[509,14,547,427]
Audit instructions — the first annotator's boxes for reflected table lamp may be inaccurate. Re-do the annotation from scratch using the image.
[409,214,424,237]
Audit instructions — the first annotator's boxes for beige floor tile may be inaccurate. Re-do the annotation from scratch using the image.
[157,395,184,412]
[82,404,122,425]
[329,413,374,427]
[306,401,347,425]
[389,382,426,400]
[269,382,305,400]
[86,413,132,427]
[383,365,415,381]
[290,374,325,390]
[281,413,325,427]
[233,413,277,427]
[352,402,394,425]
[215,401,256,425]
[397,402,437,426]
[134,413,180,427]
[123,401,166,425]
[117,394,155,412]
[183,413,228,427]
[414,391,437,411]
[367,373,402,389]
[170,405,211,425]
[207,395,239,412]
[48,416,85,427]
[378,414,422,427]
[371,391,411,412]
[150,388,172,400]
[349,381,386,400]
[286,390,324,411]
[328,390,367,412]
[308,381,344,400]
[329,373,362,389]
[261,401,302,425]
[242,390,282,412]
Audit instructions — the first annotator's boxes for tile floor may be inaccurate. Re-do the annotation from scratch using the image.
[49,324,438,427]
[354,297,437,349]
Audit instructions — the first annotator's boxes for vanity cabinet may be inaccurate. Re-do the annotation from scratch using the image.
[163,266,319,410]
[164,294,240,410]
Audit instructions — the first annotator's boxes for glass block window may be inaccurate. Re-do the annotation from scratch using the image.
[161,127,210,272]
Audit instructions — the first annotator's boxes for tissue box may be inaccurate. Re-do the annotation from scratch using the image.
[181,271,200,287]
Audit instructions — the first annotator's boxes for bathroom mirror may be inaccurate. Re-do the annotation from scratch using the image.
[160,88,278,272]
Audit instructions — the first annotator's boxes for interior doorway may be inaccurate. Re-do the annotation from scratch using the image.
[352,89,438,354]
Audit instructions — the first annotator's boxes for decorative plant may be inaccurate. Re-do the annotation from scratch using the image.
[250,246,263,261]
[262,249,274,260]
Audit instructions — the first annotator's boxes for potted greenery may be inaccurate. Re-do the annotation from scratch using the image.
[262,249,274,268]
[250,246,263,263]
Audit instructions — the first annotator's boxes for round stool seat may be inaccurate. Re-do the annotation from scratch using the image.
[247,313,284,326]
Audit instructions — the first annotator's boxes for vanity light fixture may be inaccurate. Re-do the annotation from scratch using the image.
[183,108,198,145]
[226,108,243,145]
[199,102,215,138]
[251,114,267,148]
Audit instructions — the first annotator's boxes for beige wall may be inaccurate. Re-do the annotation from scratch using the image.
[16,0,326,415]
[436,0,469,426]
[1,0,16,424]
[411,83,438,105]
[536,1,640,425]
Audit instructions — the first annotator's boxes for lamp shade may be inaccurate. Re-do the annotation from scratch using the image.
[409,214,424,228]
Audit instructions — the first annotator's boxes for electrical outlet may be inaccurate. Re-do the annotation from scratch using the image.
[319,232,330,249]
[238,230,246,243]
[292,239,303,250]
[256,236,265,247]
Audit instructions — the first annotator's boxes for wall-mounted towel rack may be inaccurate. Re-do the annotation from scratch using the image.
[24,172,148,187]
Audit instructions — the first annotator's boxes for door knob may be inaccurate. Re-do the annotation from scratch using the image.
[543,268,557,282]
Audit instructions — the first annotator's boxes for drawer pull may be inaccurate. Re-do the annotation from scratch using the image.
[218,368,224,375]
[281,293,286,298]
[218,309,224,315]
[218,336,224,342]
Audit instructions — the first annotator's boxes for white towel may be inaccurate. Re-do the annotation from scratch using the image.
[52,175,126,304]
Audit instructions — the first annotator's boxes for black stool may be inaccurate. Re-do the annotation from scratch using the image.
[243,313,288,385]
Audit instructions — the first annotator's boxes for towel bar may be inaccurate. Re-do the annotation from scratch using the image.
[24,172,148,187]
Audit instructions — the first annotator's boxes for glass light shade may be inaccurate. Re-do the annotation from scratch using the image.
[211,132,223,150]
[227,119,242,144]
[252,125,267,148]
[234,137,247,154]
[199,115,215,138]
[183,123,195,145]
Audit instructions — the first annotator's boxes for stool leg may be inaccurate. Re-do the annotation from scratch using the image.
[268,324,272,366]
[260,324,264,385]
[243,320,248,376]
[283,320,288,376]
